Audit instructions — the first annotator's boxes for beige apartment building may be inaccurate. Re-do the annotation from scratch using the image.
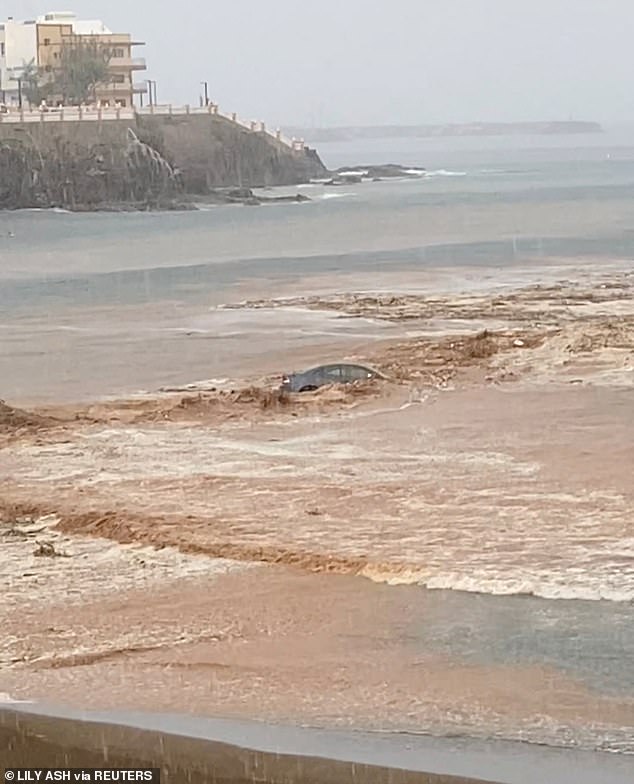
[0,11,147,107]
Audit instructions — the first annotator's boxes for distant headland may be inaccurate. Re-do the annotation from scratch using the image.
[286,121,603,143]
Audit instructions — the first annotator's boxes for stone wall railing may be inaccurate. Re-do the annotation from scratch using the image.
[0,106,136,123]
[137,103,305,150]
[0,103,307,151]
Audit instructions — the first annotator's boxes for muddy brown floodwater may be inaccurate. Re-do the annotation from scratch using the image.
[1,264,634,765]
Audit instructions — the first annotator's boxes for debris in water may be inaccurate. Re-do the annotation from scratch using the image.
[34,541,70,558]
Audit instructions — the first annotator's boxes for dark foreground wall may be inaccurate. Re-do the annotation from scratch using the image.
[0,114,326,209]
[0,710,496,784]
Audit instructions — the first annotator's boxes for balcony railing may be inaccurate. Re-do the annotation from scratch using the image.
[108,82,133,91]
[109,57,147,70]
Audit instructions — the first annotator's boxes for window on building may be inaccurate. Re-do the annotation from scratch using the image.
[43,38,51,46]
[44,65,52,72]
[112,74,126,83]
[0,43,5,56]
[112,48,125,58]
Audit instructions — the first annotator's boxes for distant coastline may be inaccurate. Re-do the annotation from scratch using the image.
[286,121,603,144]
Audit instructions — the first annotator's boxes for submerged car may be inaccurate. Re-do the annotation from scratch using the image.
[281,363,381,393]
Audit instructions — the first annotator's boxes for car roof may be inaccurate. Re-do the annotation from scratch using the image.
[299,363,375,374]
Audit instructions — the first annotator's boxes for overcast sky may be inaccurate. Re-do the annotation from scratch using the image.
[11,1,634,127]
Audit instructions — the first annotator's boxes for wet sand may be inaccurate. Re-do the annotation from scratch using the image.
[1,565,633,752]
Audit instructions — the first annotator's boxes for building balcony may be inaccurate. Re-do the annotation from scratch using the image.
[101,82,134,93]
[109,57,146,71]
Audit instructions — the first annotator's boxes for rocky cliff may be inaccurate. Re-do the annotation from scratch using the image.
[0,114,327,210]
[137,114,325,192]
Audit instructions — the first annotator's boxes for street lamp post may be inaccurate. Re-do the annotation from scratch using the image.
[9,75,23,108]
[201,81,209,107]
[146,80,157,106]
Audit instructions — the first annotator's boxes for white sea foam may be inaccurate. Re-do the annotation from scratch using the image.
[0,693,33,704]
[478,168,523,175]
[320,192,355,200]
[19,206,73,215]
[424,169,468,178]
[361,566,634,603]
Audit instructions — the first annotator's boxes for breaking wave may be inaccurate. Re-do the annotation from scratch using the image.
[319,192,356,200]
[360,565,634,603]
[424,169,468,178]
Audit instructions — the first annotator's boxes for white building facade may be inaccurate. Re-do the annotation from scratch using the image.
[0,18,38,103]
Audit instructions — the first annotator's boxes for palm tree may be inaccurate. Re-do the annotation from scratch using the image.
[11,59,44,108]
